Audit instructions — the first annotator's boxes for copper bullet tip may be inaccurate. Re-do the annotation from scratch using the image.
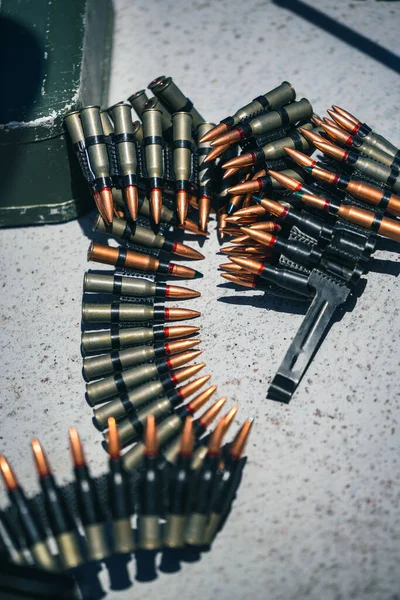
[222,166,241,180]
[208,406,237,457]
[220,244,270,256]
[256,196,288,218]
[69,427,86,468]
[107,417,121,460]
[187,384,218,414]
[311,114,324,127]
[172,241,204,260]
[199,397,227,428]
[166,307,201,321]
[228,181,260,195]
[31,438,51,478]
[223,405,238,432]
[168,349,202,370]
[210,129,241,147]
[181,218,210,236]
[144,415,158,457]
[164,325,200,338]
[284,147,316,168]
[241,226,276,247]
[222,152,255,170]
[219,262,247,274]
[323,116,337,127]
[0,455,18,490]
[207,417,227,456]
[229,255,264,275]
[125,185,139,221]
[203,143,232,163]
[199,122,229,144]
[178,375,212,401]
[268,169,303,192]
[99,188,114,225]
[169,263,203,279]
[221,273,256,288]
[176,190,189,226]
[150,188,163,225]
[233,205,267,218]
[320,121,351,145]
[172,362,206,385]
[331,105,359,125]
[165,284,201,299]
[327,109,356,133]
[230,419,254,459]
[313,138,346,161]
[299,126,330,146]
[179,416,194,456]
[198,195,211,232]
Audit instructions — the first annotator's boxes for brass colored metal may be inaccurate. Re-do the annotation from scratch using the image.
[212,99,312,147]
[185,512,208,546]
[138,515,161,550]
[191,445,208,471]
[142,107,164,223]
[110,102,138,220]
[122,414,183,471]
[103,375,211,448]
[144,97,173,133]
[200,81,295,143]
[64,110,85,145]
[84,522,110,561]
[203,512,220,545]
[100,109,114,135]
[56,531,85,570]
[80,106,110,177]
[30,541,58,572]
[163,514,187,548]
[151,76,205,128]
[320,120,397,168]
[93,363,206,429]
[81,325,200,355]
[86,349,202,405]
[127,89,150,119]
[113,517,135,553]
[83,339,199,381]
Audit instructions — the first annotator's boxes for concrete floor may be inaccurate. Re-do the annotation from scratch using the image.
[1,1,400,598]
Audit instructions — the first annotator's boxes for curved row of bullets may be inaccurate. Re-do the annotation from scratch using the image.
[209,96,400,401]
[0,77,260,580]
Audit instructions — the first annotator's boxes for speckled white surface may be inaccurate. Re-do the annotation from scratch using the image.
[1,1,400,599]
